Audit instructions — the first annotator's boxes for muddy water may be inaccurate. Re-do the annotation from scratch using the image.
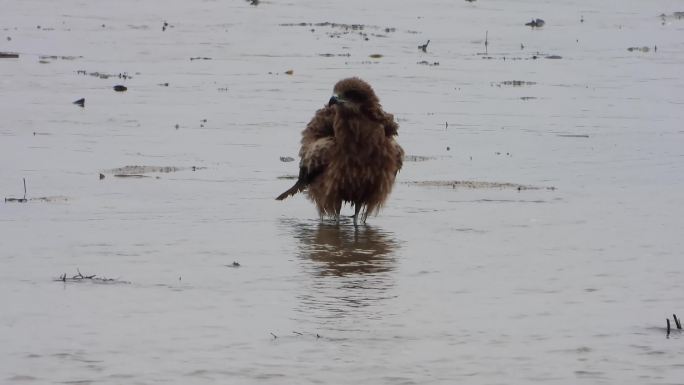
[1,0,684,383]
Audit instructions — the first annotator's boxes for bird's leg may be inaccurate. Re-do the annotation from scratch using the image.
[353,203,361,227]
[334,200,342,224]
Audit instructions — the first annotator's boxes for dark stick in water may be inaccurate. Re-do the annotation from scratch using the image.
[674,314,682,329]
[667,319,671,336]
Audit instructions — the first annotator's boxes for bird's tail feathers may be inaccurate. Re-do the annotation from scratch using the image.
[275,182,304,201]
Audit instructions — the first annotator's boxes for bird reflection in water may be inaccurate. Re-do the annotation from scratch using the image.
[285,219,400,321]
[292,220,398,276]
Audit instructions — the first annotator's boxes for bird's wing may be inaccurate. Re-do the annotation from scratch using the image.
[300,136,334,176]
[301,106,335,147]
[299,105,335,175]
[276,107,335,200]
[299,105,335,176]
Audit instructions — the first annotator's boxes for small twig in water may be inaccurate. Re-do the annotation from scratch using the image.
[418,40,430,52]
[674,314,682,329]
[74,268,96,280]
[292,331,303,336]
[484,31,488,54]
[667,318,671,336]
[270,332,278,339]
[5,178,29,202]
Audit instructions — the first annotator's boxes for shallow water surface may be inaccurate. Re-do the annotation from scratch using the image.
[1,0,684,383]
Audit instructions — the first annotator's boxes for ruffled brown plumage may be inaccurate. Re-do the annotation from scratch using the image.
[276,78,404,225]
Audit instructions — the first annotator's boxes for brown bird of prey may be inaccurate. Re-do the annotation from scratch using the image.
[276,77,404,226]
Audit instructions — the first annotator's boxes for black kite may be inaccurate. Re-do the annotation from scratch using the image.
[276,78,404,225]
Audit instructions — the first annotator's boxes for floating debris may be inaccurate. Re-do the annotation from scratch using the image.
[4,178,27,203]
[497,80,536,87]
[404,155,434,162]
[55,269,130,284]
[418,40,430,52]
[0,52,19,58]
[280,156,295,162]
[417,60,439,66]
[318,53,351,57]
[105,165,190,175]
[369,54,383,59]
[660,11,684,23]
[557,134,589,138]
[76,70,130,79]
[406,180,556,191]
[226,261,241,268]
[545,55,562,59]
[114,174,147,178]
[627,46,650,53]
[190,57,212,61]
[284,69,294,75]
[525,18,545,28]
[520,96,537,101]
[5,178,68,203]
[105,165,206,179]
[39,55,81,61]
[73,98,85,107]
[113,85,127,92]
[6,196,68,203]
[279,22,400,40]
[4,197,27,203]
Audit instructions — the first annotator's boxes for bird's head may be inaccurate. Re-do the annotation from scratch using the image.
[328,77,380,114]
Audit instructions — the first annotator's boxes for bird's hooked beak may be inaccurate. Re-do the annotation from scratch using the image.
[328,94,345,106]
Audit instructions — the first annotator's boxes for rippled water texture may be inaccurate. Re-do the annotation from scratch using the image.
[1,0,684,383]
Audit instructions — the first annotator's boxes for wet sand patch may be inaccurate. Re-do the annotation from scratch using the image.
[104,165,202,176]
[496,80,536,87]
[277,175,298,180]
[75,70,132,80]
[405,180,556,191]
[403,155,435,162]
[279,21,411,40]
